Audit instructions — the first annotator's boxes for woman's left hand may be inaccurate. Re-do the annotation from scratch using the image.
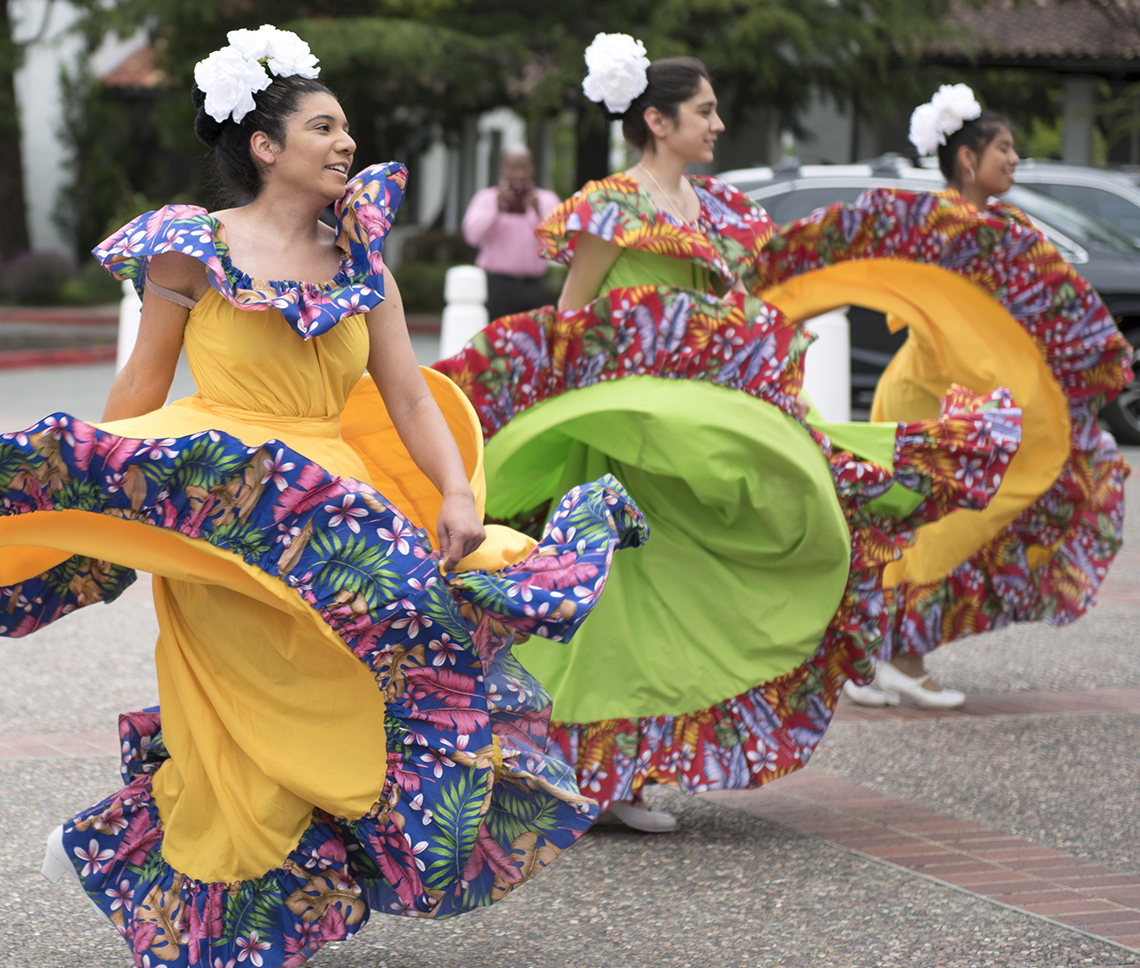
[438,492,487,572]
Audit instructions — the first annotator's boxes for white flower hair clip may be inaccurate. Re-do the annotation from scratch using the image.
[194,25,321,125]
[582,32,650,115]
[908,84,982,156]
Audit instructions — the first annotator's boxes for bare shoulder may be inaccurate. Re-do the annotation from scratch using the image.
[148,251,208,299]
[573,229,621,257]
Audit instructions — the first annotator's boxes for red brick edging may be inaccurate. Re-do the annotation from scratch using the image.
[835,686,1140,722]
[0,306,118,325]
[0,346,117,370]
[0,731,119,759]
[709,772,1140,952]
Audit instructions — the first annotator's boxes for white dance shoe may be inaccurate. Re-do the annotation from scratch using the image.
[874,661,966,710]
[843,677,897,707]
[598,799,678,833]
[41,824,72,883]
[42,824,105,916]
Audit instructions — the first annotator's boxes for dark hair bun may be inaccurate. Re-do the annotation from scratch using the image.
[190,73,335,204]
[935,110,1013,183]
[191,84,225,148]
[613,57,710,152]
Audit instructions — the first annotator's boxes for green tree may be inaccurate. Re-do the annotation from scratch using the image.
[1,0,31,259]
[60,0,958,253]
[439,0,958,179]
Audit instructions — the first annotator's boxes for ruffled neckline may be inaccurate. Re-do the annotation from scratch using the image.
[937,187,1034,229]
[93,162,407,340]
[536,172,774,286]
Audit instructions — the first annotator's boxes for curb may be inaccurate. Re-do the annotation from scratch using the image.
[0,305,118,325]
[0,346,117,370]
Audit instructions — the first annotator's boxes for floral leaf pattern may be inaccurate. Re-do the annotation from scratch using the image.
[1,414,649,966]
[433,183,1024,812]
[755,187,1130,655]
[535,173,774,288]
[91,163,408,341]
[434,287,812,436]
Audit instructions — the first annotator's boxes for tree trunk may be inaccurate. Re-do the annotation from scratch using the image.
[575,101,610,187]
[0,0,30,260]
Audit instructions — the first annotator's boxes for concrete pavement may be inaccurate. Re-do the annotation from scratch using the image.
[0,361,1138,967]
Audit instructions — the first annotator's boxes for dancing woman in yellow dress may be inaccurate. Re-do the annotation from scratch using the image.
[3,27,645,967]
[755,85,1130,707]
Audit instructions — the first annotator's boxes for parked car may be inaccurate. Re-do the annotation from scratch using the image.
[1012,159,1140,246]
[719,156,1140,442]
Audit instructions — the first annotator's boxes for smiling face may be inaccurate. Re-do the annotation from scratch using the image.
[976,125,1018,196]
[500,148,535,190]
[646,77,725,164]
[252,91,356,203]
[957,124,1018,197]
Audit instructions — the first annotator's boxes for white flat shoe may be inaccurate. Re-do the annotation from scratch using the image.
[42,824,106,918]
[843,677,898,707]
[876,661,965,710]
[600,799,678,833]
[41,824,72,883]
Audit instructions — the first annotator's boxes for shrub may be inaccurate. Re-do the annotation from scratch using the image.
[396,262,451,313]
[58,261,123,305]
[401,230,475,265]
[1,251,77,305]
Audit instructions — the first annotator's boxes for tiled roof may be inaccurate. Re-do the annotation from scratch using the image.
[101,45,170,90]
[930,0,1140,62]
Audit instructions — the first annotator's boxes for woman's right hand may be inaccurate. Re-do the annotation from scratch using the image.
[437,491,486,572]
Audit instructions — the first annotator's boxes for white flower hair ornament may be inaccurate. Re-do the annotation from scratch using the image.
[908,84,982,157]
[194,25,321,125]
[582,32,650,115]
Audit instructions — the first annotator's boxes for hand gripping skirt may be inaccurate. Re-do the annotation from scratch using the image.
[0,371,647,966]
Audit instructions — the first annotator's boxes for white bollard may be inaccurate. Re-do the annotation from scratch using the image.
[801,307,851,423]
[439,265,489,360]
[117,278,143,372]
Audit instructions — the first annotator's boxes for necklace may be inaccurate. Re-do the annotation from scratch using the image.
[636,164,699,224]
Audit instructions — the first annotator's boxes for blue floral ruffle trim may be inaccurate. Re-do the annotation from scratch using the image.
[0,412,648,965]
[91,162,407,340]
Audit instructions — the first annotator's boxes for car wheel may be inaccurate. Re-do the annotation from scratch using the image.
[1100,327,1140,446]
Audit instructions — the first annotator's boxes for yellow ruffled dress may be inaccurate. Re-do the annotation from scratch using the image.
[0,163,646,966]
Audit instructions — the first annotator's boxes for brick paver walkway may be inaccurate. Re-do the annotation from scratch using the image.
[711,772,1140,955]
[835,685,1140,722]
[0,731,119,759]
[9,688,1140,960]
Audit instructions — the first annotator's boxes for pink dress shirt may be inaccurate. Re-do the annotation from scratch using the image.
[462,186,562,277]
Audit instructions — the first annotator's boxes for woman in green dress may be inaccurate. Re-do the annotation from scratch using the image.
[435,36,1022,831]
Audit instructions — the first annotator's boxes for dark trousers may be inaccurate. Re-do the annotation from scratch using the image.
[485,272,548,321]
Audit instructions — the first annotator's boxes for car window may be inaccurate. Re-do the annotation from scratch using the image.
[1030,182,1140,242]
[759,186,867,223]
[1004,186,1140,254]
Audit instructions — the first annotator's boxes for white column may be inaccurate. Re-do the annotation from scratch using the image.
[801,308,851,423]
[116,279,142,371]
[438,266,488,361]
[12,0,80,253]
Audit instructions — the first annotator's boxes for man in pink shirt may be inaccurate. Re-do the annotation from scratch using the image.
[462,147,561,321]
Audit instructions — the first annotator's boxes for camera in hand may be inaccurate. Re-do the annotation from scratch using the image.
[503,179,533,214]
